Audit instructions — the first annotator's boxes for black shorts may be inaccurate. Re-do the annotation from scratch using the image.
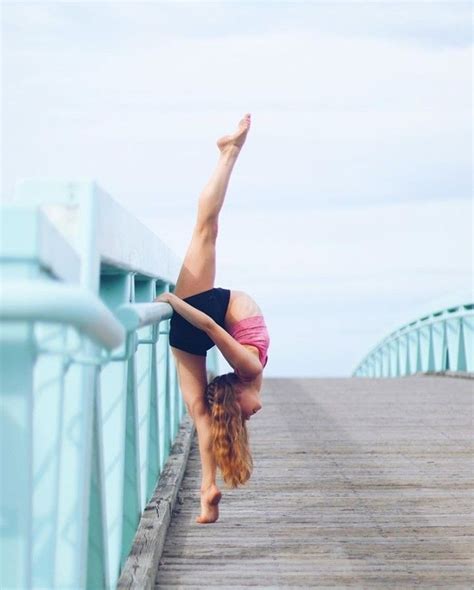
[169,287,231,356]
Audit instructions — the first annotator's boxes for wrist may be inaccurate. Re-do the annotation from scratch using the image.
[155,292,175,305]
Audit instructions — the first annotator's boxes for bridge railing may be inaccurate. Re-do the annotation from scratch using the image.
[0,180,218,589]
[352,303,474,377]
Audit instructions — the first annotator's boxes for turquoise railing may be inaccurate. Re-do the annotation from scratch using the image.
[0,180,219,589]
[352,303,474,377]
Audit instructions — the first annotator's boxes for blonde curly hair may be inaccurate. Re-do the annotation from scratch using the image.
[206,372,253,488]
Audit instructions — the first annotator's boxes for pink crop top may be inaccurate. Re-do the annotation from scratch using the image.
[228,315,270,368]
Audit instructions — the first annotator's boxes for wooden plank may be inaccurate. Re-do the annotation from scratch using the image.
[155,377,474,588]
[117,415,195,590]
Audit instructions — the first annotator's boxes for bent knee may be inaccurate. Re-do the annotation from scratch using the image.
[195,218,219,243]
[186,398,209,419]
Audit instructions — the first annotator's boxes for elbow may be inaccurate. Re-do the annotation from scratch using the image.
[238,360,262,381]
[204,317,217,336]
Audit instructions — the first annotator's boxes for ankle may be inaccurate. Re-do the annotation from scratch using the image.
[200,482,218,493]
[219,145,240,160]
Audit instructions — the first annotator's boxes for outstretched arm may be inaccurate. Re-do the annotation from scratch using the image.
[155,292,262,380]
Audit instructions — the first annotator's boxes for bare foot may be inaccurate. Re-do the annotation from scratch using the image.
[217,113,251,154]
[196,484,222,524]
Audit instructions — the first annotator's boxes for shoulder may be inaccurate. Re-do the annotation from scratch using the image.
[227,291,262,320]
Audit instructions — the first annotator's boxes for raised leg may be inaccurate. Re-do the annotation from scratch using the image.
[174,114,251,299]
[170,115,252,524]
[171,348,221,523]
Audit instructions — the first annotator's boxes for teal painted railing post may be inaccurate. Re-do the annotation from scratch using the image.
[87,383,109,590]
[157,284,172,471]
[395,338,401,377]
[98,273,131,587]
[441,320,448,371]
[169,338,181,442]
[120,271,142,572]
[457,317,467,371]
[134,277,159,506]
[427,324,435,372]
[0,323,35,590]
[405,333,411,375]
[415,330,422,373]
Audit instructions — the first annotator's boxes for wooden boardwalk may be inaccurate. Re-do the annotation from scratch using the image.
[155,377,473,588]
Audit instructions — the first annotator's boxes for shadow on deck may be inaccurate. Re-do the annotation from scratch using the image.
[155,377,473,589]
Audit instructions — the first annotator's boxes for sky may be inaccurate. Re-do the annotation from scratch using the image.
[1,0,472,376]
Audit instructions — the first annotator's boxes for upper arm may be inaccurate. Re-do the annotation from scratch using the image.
[206,321,262,380]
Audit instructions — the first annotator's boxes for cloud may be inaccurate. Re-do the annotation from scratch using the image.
[6,31,470,111]
[2,22,471,206]
[4,1,472,49]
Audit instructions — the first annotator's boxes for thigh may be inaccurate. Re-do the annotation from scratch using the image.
[171,347,208,417]
[174,228,216,299]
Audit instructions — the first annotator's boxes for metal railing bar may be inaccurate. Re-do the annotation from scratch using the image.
[353,308,473,373]
[353,304,474,376]
[115,302,172,332]
[0,280,125,350]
